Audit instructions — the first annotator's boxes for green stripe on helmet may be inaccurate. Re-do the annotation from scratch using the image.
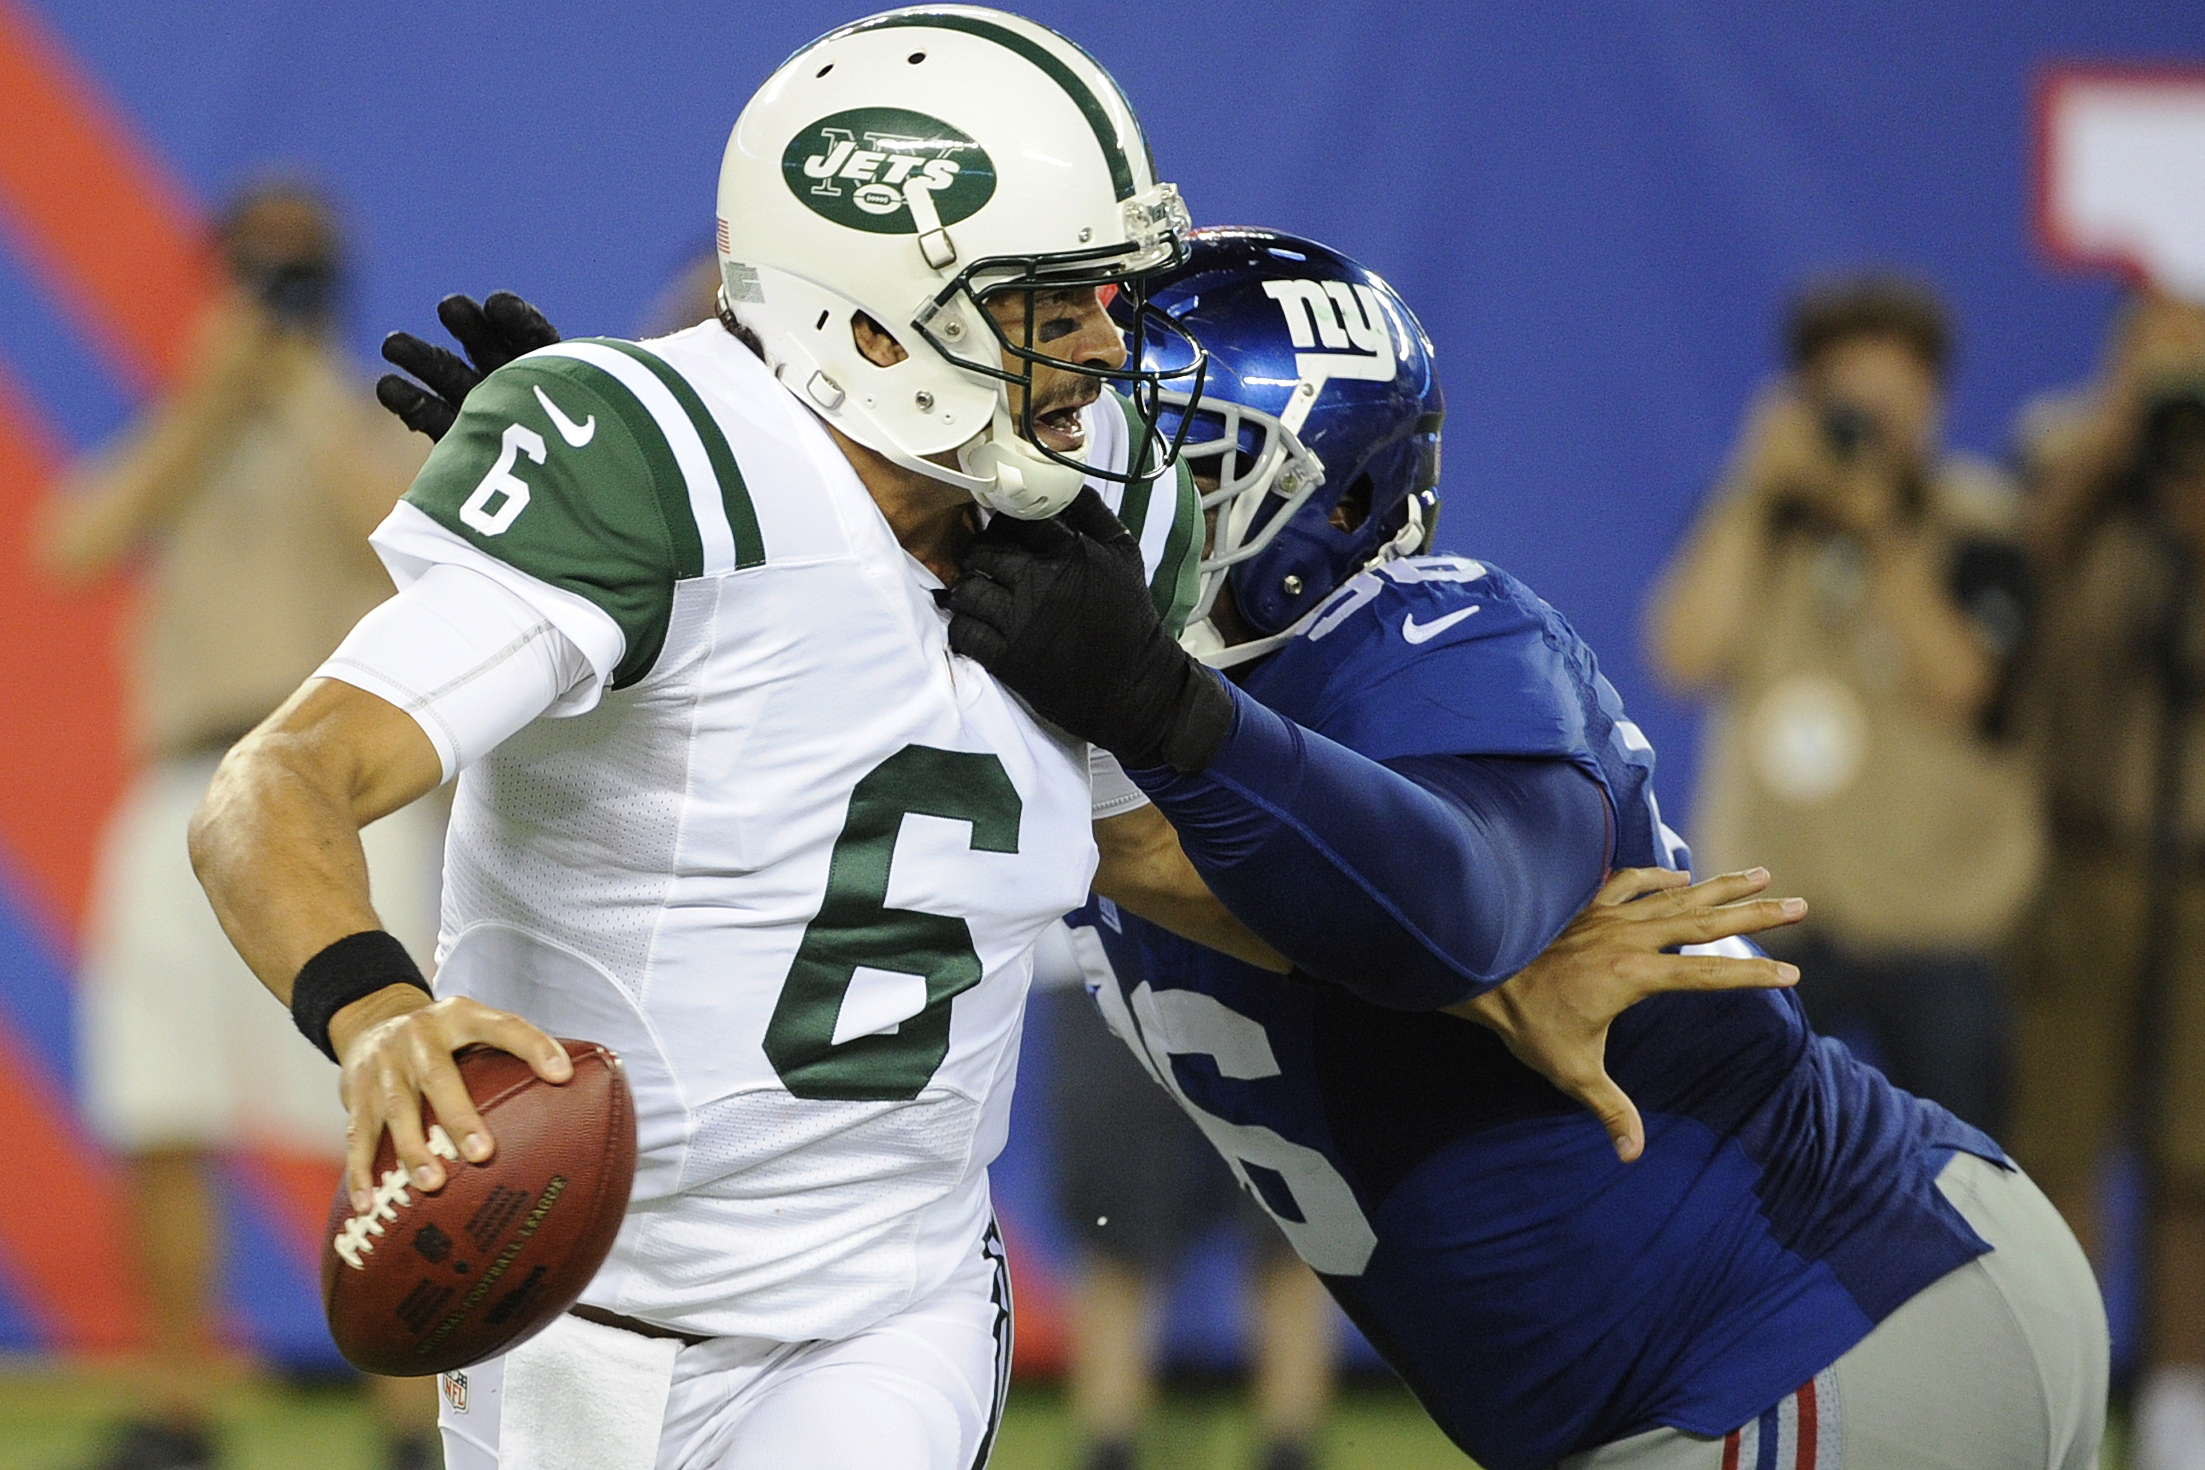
[844,12,1140,201]
[1050,29,1158,185]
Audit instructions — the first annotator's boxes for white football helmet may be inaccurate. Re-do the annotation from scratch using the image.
[716,6,1205,518]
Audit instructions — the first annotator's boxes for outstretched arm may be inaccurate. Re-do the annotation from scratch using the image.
[1454,866,1801,1161]
[948,489,1790,1008]
[1128,691,1614,1009]
[1113,733,1806,1160]
[947,487,1804,1157]
[1089,757,1802,1161]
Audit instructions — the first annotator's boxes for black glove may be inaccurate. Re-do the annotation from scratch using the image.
[375,291,563,441]
[947,488,1234,773]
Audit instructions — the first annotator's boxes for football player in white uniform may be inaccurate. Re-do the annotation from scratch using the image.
[188,11,1242,1469]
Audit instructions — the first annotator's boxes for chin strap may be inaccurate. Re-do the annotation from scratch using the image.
[957,404,1089,519]
[1181,618,1293,670]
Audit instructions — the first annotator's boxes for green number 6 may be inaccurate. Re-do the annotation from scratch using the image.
[763,744,1022,1101]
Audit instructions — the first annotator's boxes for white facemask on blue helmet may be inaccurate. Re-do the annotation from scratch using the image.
[1132,228,1444,665]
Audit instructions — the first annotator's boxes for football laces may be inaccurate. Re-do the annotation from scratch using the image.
[333,1126,461,1270]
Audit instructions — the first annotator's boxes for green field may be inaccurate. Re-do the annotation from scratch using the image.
[0,1365,2127,1469]
[0,1367,1472,1470]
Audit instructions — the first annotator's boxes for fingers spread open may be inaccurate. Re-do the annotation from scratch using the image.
[1641,951,1800,995]
[1596,866,1692,907]
[482,291,562,360]
[374,375,456,441]
[337,1000,569,1208]
[381,331,480,407]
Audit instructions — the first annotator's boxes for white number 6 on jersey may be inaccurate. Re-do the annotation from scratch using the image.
[1077,932,1379,1277]
[459,422,546,535]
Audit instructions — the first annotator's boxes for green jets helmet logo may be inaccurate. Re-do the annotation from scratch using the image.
[783,108,997,235]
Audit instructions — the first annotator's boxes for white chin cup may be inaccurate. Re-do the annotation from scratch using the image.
[957,407,1088,519]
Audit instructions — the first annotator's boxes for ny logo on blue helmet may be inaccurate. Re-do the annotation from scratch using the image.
[1128,228,1444,665]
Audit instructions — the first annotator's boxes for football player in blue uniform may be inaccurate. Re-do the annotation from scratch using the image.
[377,232,2106,1468]
[942,229,2110,1470]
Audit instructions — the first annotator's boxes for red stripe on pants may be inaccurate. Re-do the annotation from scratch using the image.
[1722,1428,1741,1470]
[1797,1379,1819,1470]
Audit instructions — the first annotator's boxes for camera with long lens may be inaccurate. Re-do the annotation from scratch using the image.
[231,253,339,327]
[1819,401,1879,461]
[1763,397,1926,539]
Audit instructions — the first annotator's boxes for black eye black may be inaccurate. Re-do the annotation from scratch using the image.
[1036,316,1079,344]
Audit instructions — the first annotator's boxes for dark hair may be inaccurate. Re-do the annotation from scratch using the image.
[717,297,768,361]
[1784,276,1951,379]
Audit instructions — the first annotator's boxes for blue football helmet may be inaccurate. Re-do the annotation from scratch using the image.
[1131,227,1444,663]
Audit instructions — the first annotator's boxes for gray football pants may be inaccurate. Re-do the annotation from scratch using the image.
[1561,1152,2107,1470]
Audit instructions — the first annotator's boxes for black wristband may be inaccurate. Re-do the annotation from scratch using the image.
[291,930,432,1064]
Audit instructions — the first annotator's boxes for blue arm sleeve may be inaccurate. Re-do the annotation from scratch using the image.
[1130,681,1612,1009]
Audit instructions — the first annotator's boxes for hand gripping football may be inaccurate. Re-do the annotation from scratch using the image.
[321,1039,637,1376]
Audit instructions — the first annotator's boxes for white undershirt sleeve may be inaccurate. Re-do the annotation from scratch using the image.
[1090,745,1152,820]
[368,499,628,700]
[318,563,595,784]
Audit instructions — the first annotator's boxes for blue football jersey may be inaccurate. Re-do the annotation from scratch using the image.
[1075,554,2002,1470]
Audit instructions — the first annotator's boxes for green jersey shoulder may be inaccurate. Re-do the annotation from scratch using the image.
[403,339,764,687]
[405,345,1202,680]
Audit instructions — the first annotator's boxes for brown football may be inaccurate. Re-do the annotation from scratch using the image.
[320,1039,636,1376]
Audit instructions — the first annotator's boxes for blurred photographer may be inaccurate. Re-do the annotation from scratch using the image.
[1647,276,2040,1136]
[37,184,441,1470]
[2011,289,2205,1470]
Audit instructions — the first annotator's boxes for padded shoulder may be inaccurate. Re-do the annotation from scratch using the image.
[402,340,762,685]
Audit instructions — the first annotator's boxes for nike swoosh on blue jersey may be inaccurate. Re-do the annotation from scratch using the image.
[1401,606,1480,644]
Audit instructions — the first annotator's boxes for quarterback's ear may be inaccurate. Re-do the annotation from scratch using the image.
[851,312,909,368]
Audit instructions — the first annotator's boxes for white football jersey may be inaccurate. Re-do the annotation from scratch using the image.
[369,322,1198,1340]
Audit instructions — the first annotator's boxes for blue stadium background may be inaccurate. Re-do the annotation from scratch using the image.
[0,0,2198,1372]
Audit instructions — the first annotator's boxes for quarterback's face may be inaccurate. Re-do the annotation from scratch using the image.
[981,285,1127,456]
